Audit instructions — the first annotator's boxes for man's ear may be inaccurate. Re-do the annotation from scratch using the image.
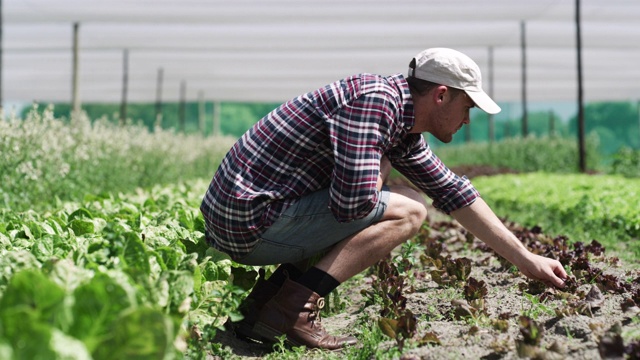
[434,85,448,104]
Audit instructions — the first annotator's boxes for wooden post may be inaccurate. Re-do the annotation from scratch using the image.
[521,21,528,137]
[71,23,80,114]
[575,0,586,172]
[119,49,129,125]
[179,80,186,132]
[213,100,221,136]
[198,90,205,134]
[155,67,163,128]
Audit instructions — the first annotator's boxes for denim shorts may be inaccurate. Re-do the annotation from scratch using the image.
[236,187,390,266]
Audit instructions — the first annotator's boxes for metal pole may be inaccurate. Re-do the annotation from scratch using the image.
[488,46,495,143]
[576,0,586,172]
[520,21,528,137]
[637,100,640,146]
[119,49,129,125]
[71,23,80,114]
[155,67,163,128]
[549,110,555,136]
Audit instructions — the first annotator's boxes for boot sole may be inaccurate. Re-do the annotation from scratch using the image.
[252,321,288,345]
[253,321,349,351]
[226,319,274,345]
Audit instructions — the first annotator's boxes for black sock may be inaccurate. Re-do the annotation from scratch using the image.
[268,263,303,287]
[294,266,340,297]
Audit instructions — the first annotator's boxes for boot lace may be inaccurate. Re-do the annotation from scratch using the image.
[309,297,325,326]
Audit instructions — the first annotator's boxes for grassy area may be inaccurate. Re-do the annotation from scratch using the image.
[472,173,640,262]
[0,106,236,212]
[433,135,601,173]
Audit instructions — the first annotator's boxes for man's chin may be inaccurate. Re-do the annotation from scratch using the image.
[434,135,453,143]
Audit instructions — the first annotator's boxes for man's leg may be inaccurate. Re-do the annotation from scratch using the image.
[254,185,427,349]
[314,185,427,282]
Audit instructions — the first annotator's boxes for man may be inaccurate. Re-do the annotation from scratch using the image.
[200,48,567,350]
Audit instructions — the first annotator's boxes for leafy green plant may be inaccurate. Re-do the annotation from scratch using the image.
[0,180,251,358]
[361,256,415,351]
[516,315,544,357]
[521,293,555,320]
[424,255,472,288]
[610,147,640,178]
[463,277,488,302]
[361,254,442,353]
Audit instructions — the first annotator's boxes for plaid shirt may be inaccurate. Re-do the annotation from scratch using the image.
[201,73,479,259]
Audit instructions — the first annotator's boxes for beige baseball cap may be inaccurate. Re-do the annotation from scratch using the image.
[408,47,501,114]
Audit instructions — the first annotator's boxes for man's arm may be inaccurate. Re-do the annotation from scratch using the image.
[377,156,393,191]
[451,197,568,288]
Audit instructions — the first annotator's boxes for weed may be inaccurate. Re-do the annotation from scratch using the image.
[521,293,555,320]
[262,335,307,360]
[324,287,348,316]
[343,315,402,360]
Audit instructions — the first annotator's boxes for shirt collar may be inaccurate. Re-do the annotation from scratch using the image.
[388,73,415,132]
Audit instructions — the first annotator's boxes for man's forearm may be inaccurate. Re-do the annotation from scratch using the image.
[450,197,530,268]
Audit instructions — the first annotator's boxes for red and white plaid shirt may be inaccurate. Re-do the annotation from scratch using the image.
[201,73,479,259]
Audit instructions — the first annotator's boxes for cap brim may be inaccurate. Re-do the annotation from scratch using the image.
[466,90,501,115]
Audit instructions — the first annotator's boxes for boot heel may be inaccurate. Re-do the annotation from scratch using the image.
[252,321,282,343]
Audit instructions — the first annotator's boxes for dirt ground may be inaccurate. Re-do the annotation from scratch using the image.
[212,166,640,359]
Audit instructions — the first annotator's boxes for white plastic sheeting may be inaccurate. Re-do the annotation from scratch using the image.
[3,0,640,104]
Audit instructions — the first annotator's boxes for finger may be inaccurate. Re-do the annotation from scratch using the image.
[553,263,568,279]
[549,271,566,288]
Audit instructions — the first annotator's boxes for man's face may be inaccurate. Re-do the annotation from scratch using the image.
[429,90,476,143]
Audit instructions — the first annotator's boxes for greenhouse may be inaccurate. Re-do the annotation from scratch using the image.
[1,1,639,359]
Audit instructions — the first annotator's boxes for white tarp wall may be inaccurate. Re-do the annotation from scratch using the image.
[3,0,640,105]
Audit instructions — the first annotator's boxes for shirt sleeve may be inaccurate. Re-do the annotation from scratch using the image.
[388,134,480,214]
[325,92,397,222]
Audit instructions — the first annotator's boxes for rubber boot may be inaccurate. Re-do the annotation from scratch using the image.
[226,268,280,343]
[253,278,357,350]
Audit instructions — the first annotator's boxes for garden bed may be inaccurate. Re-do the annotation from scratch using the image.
[213,209,640,359]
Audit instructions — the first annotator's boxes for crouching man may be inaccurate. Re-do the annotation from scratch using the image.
[200,47,567,350]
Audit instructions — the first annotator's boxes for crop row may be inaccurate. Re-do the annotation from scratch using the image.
[0,106,235,212]
[472,173,640,261]
[0,179,252,359]
[433,135,601,173]
[2,174,639,358]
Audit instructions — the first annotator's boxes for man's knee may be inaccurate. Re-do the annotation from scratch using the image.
[386,185,428,232]
[406,198,428,231]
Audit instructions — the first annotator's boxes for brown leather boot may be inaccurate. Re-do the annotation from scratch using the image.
[253,278,357,350]
[226,269,280,343]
